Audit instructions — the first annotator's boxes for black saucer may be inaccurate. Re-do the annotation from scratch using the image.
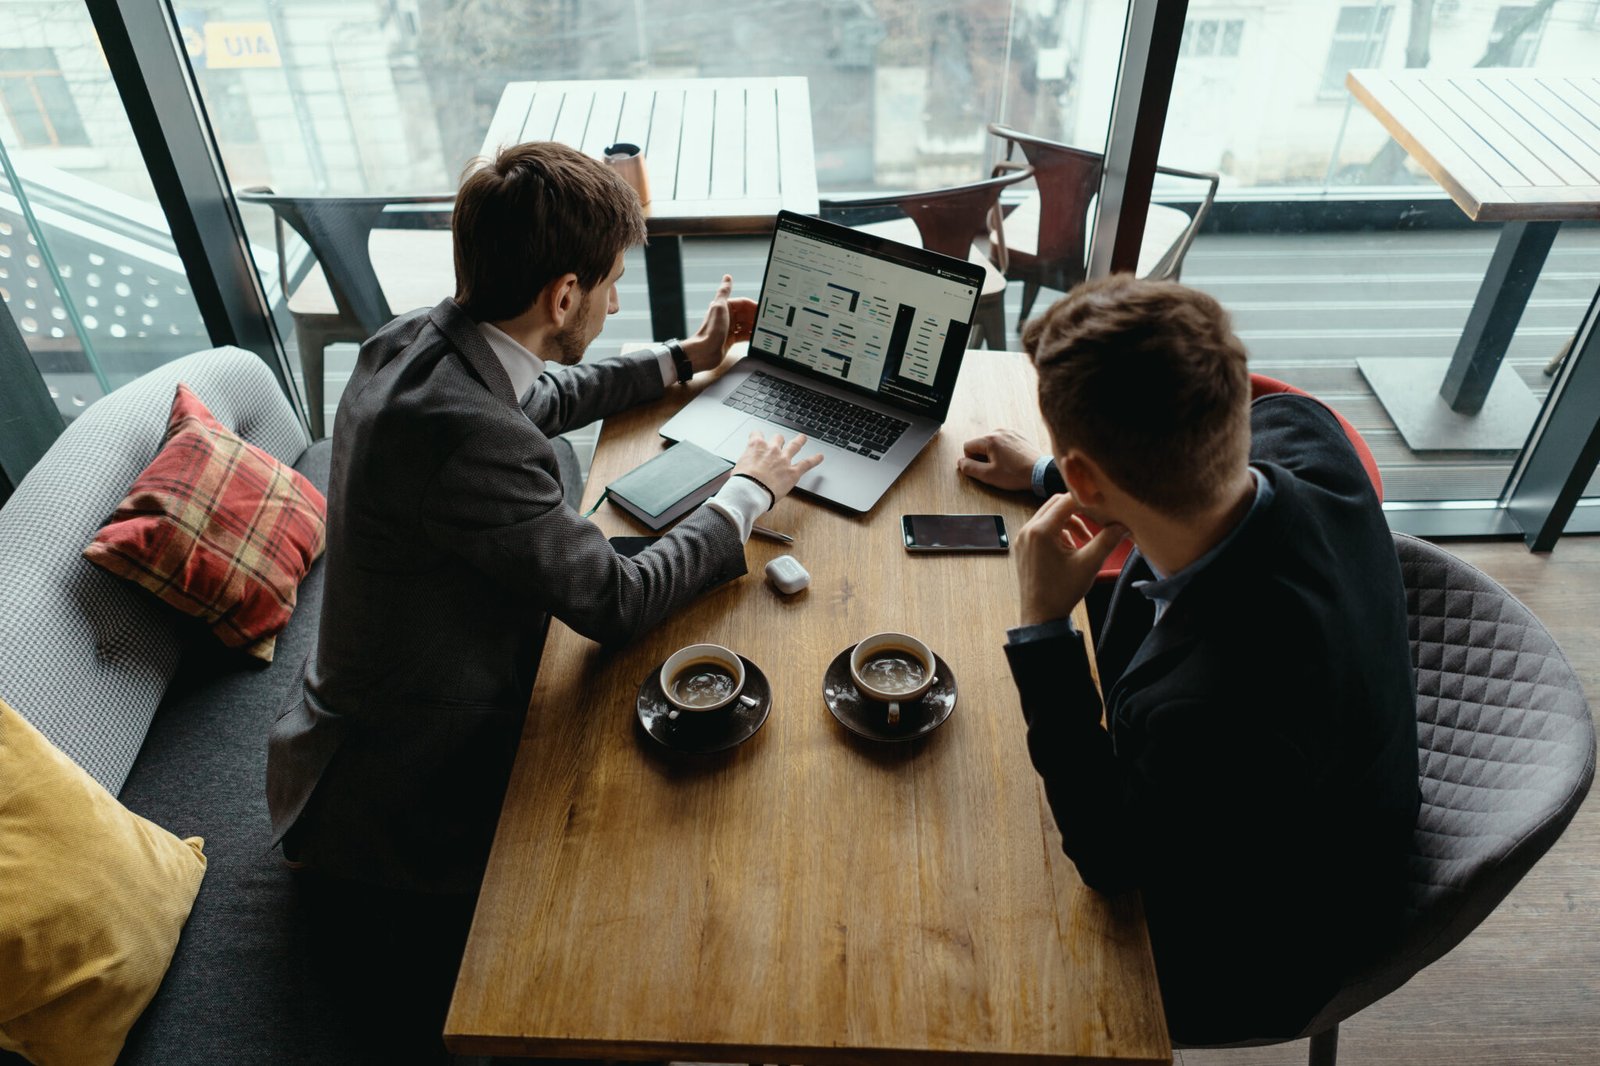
[823,645,956,743]
[637,655,771,754]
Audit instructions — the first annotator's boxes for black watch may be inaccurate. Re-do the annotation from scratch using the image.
[665,339,693,384]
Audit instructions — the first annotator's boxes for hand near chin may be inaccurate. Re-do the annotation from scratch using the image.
[1014,492,1128,627]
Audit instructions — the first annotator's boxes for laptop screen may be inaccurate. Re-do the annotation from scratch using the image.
[748,211,985,418]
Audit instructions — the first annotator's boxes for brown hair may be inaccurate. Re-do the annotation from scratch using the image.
[1023,275,1250,516]
[452,142,647,322]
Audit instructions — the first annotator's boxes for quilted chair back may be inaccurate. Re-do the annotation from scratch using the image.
[0,348,308,795]
[1301,532,1595,1047]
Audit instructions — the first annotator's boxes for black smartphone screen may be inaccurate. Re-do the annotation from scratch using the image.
[901,514,1009,552]
[609,535,661,558]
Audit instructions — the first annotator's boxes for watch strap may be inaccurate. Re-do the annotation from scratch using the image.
[665,339,693,384]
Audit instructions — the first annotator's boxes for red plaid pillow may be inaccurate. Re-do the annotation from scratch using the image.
[84,383,327,662]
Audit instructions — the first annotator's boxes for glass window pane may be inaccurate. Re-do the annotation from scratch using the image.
[0,9,208,421]
[182,0,1132,427]
[1195,21,1219,57]
[1221,21,1245,58]
[1162,0,1600,506]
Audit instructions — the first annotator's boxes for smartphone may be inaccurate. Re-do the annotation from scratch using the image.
[608,535,661,558]
[901,514,1009,553]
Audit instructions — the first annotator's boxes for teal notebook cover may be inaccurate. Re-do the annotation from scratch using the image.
[607,440,735,528]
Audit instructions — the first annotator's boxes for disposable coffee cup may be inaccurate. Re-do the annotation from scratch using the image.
[603,142,651,208]
[850,632,937,726]
[660,643,752,719]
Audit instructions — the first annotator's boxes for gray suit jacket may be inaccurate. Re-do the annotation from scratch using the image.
[267,299,746,893]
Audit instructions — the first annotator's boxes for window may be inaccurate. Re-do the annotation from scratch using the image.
[0,48,89,148]
[1319,5,1392,97]
[1487,5,1547,67]
[1179,18,1245,58]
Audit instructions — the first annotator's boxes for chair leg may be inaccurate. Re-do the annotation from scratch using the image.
[294,322,327,440]
[1307,1024,1338,1066]
[973,293,1007,350]
[1019,279,1041,323]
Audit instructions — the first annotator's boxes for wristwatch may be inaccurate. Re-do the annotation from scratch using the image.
[664,339,693,384]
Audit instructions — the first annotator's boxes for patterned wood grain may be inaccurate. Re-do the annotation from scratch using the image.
[1347,70,1600,223]
[446,351,1170,1064]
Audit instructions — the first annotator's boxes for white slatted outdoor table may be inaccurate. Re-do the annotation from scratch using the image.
[482,77,820,342]
[1347,69,1600,450]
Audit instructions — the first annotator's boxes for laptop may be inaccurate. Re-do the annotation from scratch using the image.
[659,211,985,513]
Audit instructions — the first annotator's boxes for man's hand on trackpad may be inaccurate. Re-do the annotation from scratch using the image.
[730,431,825,506]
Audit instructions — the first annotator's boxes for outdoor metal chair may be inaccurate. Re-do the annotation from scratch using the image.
[987,123,1219,322]
[821,167,1035,349]
[235,188,455,437]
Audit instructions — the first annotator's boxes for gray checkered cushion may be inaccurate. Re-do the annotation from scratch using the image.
[0,347,308,794]
[1303,532,1594,1036]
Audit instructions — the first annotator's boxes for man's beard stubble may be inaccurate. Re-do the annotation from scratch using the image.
[550,290,594,365]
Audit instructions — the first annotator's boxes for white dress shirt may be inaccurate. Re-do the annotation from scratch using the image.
[476,323,768,541]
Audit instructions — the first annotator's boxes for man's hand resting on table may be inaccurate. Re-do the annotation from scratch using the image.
[680,274,758,372]
[958,428,1045,492]
[731,432,825,508]
[1015,492,1128,627]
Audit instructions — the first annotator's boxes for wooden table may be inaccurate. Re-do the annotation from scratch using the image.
[445,350,1170,1064]
[481,77,820,342]
[1347,69,1600,451]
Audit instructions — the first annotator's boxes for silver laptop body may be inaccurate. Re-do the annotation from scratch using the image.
[659,211,985,513]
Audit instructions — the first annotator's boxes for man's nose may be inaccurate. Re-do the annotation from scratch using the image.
[608,290,620,314]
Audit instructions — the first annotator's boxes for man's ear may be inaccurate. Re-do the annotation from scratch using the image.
[541,273,581,327]
[1061,449,1107,506]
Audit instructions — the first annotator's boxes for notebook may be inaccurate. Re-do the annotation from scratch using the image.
[657,211,986,514]
[606,440,734,531]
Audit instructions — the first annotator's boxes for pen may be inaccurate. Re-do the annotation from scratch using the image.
[751,524,794,544]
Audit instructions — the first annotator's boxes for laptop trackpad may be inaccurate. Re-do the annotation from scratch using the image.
[715,417,830,466]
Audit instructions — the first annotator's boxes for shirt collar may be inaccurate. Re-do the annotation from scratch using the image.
[477,321,545,405]
[1134,466,1274,612]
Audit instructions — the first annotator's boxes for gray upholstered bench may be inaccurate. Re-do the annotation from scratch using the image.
[1,349,362,1064]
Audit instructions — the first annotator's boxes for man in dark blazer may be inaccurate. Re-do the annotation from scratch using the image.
[268,142,821,898]
[959,277,1419,1045]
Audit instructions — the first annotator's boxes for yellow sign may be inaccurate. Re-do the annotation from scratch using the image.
[204,21,281,69]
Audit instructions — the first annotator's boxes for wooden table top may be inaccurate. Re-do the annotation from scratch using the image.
[445,350,1170,1064]
[482,77,820,235]
[1347,69,1600,222]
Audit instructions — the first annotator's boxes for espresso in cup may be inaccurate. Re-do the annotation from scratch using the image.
[671,659,739,708]
[850,632,937,726]
[660,643,747,718]
[857,647,930,694]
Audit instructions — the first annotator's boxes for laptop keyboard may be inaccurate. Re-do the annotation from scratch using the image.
[723,371,911,461]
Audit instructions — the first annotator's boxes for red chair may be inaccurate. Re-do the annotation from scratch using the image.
[1089,374,1383,583]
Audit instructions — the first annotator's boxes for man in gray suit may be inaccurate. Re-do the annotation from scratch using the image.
[267,142,820,902]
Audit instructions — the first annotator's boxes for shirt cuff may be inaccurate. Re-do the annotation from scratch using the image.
[1006,615,1079,646]
[1031,454,1055,498]
[704,475,770,543]
[655,344,678,388]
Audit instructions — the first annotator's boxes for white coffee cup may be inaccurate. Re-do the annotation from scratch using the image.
[660,643,751,718]
[849,632,937,726]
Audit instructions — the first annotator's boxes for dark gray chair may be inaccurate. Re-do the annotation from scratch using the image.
[1189,532,1595,1065]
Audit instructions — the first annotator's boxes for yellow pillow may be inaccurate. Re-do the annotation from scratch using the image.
[0,698,206,1066]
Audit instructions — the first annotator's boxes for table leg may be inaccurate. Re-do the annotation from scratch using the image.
[1440,220,1560,414]
[644,236,688,341]
[1505,279,1600,551]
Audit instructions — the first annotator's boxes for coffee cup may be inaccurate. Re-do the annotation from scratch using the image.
[603,142,652,207]
[660,643,752,719]
[849,632,937,726]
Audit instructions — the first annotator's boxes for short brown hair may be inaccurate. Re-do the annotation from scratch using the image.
[1023,275,1250,516]
[452,142,647,322]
